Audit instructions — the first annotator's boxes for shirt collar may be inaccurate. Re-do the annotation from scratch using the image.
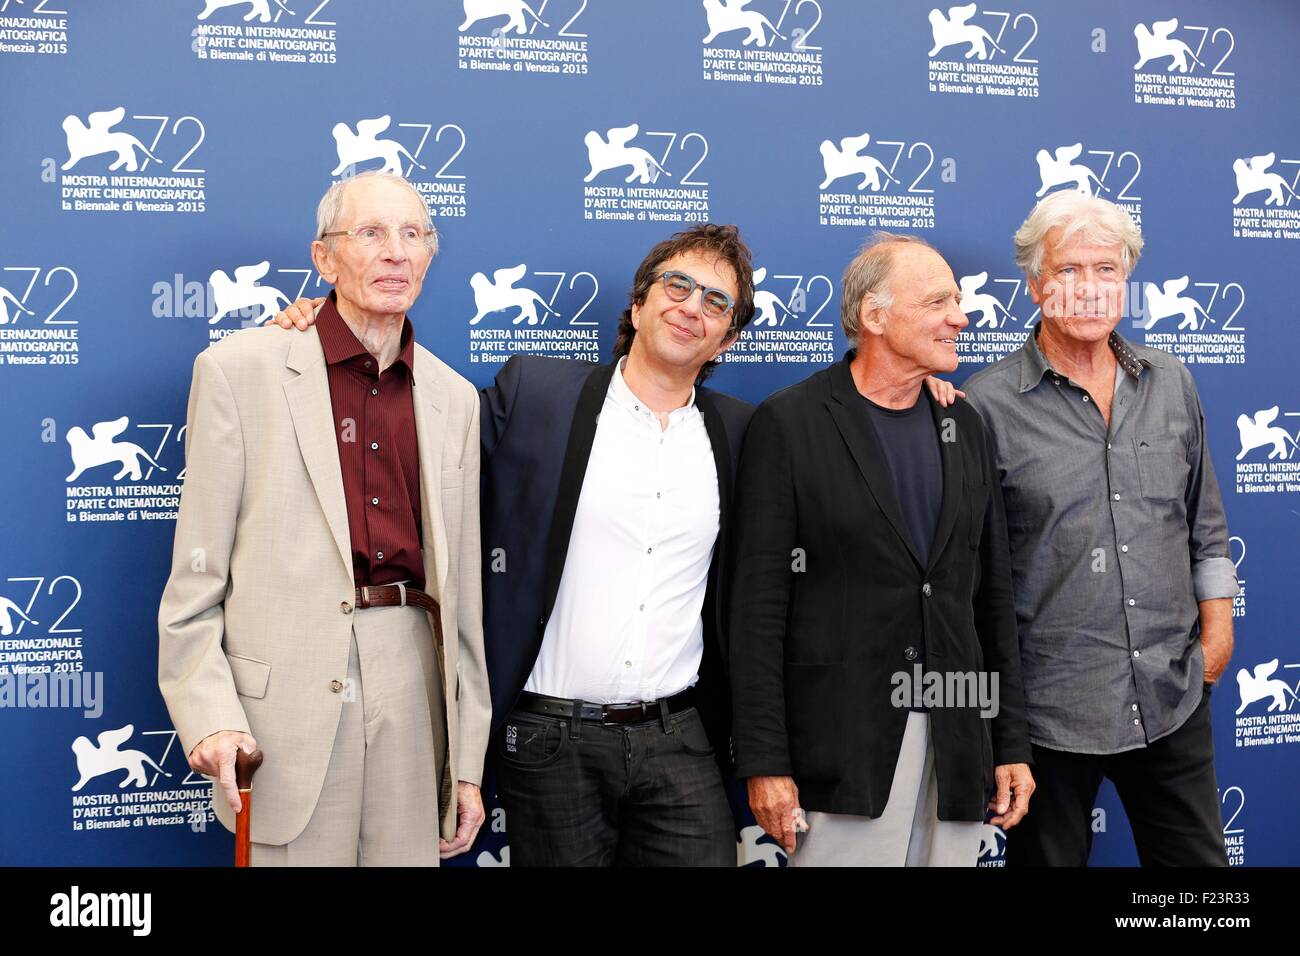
[608,356,697,425]
[316,291,415,373]
[1018,324,1153,393]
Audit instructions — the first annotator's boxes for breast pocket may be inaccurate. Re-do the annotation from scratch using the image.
[1134,436,1190,501]
[440,465,464,493]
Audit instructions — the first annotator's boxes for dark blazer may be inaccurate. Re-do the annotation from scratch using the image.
[480,355,754,766]
[728,353,1031,821]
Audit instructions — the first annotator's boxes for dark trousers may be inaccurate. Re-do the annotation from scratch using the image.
[494,703,734,867]
[1006,688,1228,867]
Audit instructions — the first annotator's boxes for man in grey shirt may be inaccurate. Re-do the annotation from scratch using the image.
[963,191,1237,866]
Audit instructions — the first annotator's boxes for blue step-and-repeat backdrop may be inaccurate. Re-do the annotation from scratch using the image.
[0,0,1296,867]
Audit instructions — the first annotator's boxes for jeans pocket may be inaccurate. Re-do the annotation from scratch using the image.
[672,709,716,757]
[498,713,567,769]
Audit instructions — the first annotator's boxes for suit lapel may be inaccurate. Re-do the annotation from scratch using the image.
[825,356,923,570]
[410,347,451,835]
[411,345,449,600]
[542,361,617,621]
[696,390,731,655]
[282,327,352,579]
[924,392,963,573]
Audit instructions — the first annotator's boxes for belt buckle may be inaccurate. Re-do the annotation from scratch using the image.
[601,702,631,726]
[360,585,371,609]
[601,701,650,725]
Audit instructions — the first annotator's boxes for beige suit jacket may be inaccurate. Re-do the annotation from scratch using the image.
[157,321,490,845]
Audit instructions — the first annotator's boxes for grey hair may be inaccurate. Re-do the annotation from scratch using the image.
[839,231,937,343]
[1014,191,1143,279]
[315,170,437,254]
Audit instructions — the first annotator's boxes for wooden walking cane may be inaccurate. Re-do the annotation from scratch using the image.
[234,749,264,868]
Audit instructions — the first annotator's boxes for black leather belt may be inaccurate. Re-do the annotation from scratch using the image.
[516,688,698,725]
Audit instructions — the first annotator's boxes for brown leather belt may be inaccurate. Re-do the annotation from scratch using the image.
[355,583,440,617]
[354,583,444,660]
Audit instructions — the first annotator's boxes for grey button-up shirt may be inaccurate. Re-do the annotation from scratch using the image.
[963,328,1238,755]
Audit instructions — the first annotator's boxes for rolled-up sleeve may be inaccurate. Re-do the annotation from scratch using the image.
[1181,366,1239,601]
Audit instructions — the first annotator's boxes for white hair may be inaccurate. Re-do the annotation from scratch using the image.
[1014,191,1143,279]
[315,170,437,254]
[839,231,937,343]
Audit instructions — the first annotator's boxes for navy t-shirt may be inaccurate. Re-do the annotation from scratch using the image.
[860,391,943,709]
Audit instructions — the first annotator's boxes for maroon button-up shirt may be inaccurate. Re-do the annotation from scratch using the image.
[316,293,425,590]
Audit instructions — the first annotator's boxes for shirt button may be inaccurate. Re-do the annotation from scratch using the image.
[371,497,379,506]
[639,604,645,611]
[1113,493,1121,501]
[330,680,344,693]
[1107,443,1112,450]
[1131,704,1138,711]
[903,646,918,661]
[364,361,372,369]
[340,601,353,614]
[376,551,384,560]
[646,547,653,554]
[371,442,379,450]
[624,660,632,669]
[1128,598,1136,606]
[1083,395,1090,402]
[1133,650,1141,658]
[921,583,932,597]
[1133,719,1140,726]
[371,388,378,396]
[634,405,639,411]
[1121,545,1129,553]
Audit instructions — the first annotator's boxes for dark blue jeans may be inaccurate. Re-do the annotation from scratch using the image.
[494,704,734,866]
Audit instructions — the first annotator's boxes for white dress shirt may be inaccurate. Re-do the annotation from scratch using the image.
[523,359,721,704]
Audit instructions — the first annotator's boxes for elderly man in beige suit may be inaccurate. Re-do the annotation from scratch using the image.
[158,170,491,865]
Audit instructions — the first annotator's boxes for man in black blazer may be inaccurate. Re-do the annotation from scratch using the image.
[479,224,756,866]
[730,233,1035,866]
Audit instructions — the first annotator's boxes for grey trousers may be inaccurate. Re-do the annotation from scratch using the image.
[790,712,983,867]
[253,604,445,866]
